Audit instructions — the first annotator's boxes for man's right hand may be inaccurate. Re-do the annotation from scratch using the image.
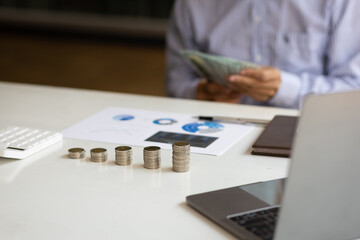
[196,79,242,103]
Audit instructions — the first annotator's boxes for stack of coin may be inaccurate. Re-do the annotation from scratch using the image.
[68,148,86,159]
[90,148,107,162]
[172,141,190,172]
[115,146,132,166]
[143,146,161,169]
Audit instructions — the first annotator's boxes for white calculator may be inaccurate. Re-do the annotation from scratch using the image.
[0,126,63,159]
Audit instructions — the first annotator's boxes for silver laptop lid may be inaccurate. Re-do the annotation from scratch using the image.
[275,91,360,240]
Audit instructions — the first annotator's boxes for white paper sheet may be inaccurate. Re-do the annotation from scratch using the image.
[63,107,254,156]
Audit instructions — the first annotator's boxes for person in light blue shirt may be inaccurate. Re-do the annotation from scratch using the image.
[166,0,360,109]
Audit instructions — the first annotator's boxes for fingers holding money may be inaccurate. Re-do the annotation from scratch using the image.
[227,67,281,102]
[196,79,242,103]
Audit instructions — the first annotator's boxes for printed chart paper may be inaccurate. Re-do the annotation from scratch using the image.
[63,107,254,156]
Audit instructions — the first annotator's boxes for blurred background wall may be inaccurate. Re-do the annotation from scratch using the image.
[0,0,175,96]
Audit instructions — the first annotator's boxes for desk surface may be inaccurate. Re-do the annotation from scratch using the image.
[0,82,298,240]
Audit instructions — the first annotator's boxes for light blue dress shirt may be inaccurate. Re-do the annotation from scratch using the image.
[166,0,360,109]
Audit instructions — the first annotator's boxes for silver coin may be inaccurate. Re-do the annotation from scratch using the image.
[173,154,190,159]
[90,148,107,162]
[172,141,190,172]
[144,146,161,151]
[172,166,190,172]
[68,147,86,159]
[172,160,190,164]
[143,146,161,169]
[115,146,132,166]
[172,141,190,147]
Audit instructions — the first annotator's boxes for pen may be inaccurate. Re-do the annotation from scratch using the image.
[195,116,270,125]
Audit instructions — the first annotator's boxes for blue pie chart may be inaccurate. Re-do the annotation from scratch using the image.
[113,114,135,121]
[153,118,178,125]
[182,121,224,133]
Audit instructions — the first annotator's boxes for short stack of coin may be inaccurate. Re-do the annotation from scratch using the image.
[90,148,107,162]
[115,146,132,166]
[172,141,190,172]
[68,148,86,159]
[143,146,161,169]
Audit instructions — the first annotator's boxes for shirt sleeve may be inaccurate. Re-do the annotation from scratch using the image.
[165,0,201,99]
[269,0,360,109]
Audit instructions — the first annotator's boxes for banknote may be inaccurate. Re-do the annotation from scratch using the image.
[182,50,260,85]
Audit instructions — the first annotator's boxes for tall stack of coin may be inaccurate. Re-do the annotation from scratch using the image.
[143,146,161,169]
[90,148,107,162]
[172,141,190,172]
[115,146,132,166]
[68,148,86,159]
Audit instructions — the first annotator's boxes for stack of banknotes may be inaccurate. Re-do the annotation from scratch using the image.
[182,50,259,85]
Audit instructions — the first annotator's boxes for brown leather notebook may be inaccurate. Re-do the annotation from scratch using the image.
[251,115,299,157]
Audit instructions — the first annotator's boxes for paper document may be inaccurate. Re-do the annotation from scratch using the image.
[63,107,254,156]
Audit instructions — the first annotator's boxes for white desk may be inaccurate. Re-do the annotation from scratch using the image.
[0,82,298,240]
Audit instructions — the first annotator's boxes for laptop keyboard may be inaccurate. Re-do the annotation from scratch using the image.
[229,205,280,240]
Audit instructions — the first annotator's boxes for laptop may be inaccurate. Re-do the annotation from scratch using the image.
[186,90,360,240]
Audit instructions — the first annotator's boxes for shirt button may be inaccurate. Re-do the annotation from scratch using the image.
[284,35,290,43]
[255,55,262,63]
[254,15,262,23]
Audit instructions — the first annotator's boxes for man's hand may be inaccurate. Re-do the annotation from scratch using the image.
[227,67,281,102]
[196,79,242,103]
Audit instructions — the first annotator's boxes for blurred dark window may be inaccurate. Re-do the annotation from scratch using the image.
[0,0,175,19]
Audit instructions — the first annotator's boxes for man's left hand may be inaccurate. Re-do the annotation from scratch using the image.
[227,67,281,102]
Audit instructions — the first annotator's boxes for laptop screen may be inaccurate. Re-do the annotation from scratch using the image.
[239,179,285,206]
